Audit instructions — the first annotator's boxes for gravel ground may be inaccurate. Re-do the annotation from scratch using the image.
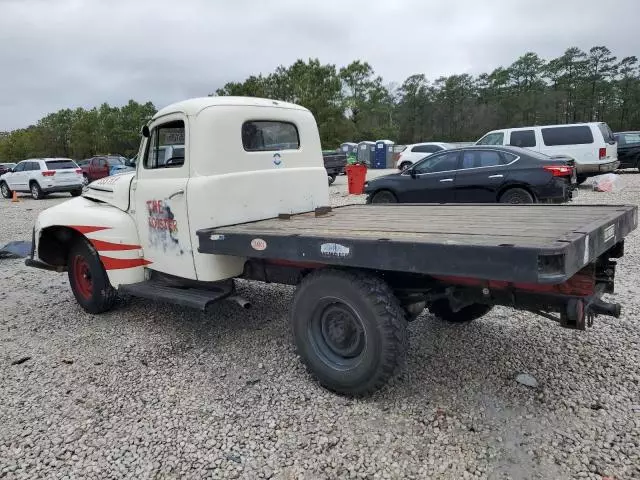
[1,175,639,480]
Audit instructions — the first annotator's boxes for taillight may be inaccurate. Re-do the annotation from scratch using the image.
[599,147,606,160]
[75,169,82,174]
[42,171,56,177]
[544,165,573,177]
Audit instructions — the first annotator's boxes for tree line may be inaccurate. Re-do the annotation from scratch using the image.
[1,45,639,161]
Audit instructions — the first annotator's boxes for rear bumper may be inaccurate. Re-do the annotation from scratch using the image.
[575,160,619,175]
[41,184,83,193]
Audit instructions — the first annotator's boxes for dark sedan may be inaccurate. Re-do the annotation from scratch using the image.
[364,146,576,204]
[614,131,640,170]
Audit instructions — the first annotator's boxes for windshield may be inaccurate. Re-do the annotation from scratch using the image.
[106,157,125,167]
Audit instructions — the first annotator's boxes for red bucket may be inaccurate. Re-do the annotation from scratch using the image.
[346,164,367,195]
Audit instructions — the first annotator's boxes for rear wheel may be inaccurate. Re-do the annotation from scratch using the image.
[328,174,337,185]
[371,190,397,204]
[30,181,44,200]
[499,188,534,204]
[399,162,412,171]
[82,174,89,186]
[429,299,493,323]
[70,189,82,197]
[577,175,588,185]
[68,239,117,314]
[0,182,12,199]
[291,269,408,397]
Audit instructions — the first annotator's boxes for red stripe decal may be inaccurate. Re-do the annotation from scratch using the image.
[100,256,152,270]
[90,239,141,251]
[69,225,111,234]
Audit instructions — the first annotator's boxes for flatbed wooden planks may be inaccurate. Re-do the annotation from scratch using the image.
[197,204,637,284]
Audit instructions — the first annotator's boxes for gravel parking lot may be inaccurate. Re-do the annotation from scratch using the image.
[1,174,639,480]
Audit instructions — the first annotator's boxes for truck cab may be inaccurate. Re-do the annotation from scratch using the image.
[33,97,328,288]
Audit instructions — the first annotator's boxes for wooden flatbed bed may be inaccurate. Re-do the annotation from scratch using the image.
[197,204,637,284]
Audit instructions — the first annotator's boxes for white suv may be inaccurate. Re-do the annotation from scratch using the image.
[0,158,84,200]
[475,122,618,182]
[395,142,455,170]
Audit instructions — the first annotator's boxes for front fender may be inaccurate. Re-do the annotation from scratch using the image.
[35,197,147,287]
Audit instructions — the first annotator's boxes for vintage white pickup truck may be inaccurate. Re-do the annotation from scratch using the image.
[27,96,637,396]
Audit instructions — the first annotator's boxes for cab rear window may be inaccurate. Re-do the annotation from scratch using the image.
[45,160,77,170]
[242,121,300,152]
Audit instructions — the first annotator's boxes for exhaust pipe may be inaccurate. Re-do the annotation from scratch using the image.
[226,295,251,309]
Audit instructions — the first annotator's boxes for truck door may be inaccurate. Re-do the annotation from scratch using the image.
[133,115,196,279]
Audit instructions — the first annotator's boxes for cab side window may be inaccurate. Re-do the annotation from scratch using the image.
[145,120,186,169]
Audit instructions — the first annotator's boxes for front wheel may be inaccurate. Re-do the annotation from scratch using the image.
[68,239,117,314]
[576,175,588,185]
[30,182,44,200]
[70,189,82,197]
[328,174,337,185]
[82,174,89,186]
[291,269,408,397]
[499,188,534,204]
[370,191,397,204]
[0,182,12,199]
[429,299,493,323]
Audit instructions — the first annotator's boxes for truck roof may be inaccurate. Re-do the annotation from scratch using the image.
[154,96,310,120]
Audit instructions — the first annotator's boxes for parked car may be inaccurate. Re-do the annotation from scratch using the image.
[395,142,455,171]
[0,158,83,200]
[364,146,576,204]
[475,122,618,183]
[614,131,640,170]
[80,155,128,185]
[323,151,347,184]
[0,162,16,176]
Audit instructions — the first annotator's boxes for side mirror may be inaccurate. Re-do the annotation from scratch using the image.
[141,125,150,138]
[409,169,417,179]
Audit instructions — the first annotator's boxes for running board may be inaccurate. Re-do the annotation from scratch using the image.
[118,281,232,311]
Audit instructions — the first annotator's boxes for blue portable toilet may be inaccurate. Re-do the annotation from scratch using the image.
[374,140,393,169]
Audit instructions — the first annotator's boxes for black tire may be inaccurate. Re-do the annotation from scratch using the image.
[577,175,588,185]
[399,162,412,171]
[429,299,493,323]
[82,174,89,186]
[499,187,534,204]
[68,239,117,314]
[328,174,337,185]
[30,181,44,200]
[70,189,82,197]
[0,182,11,199]
[291,269,408,397]
[370,190,397,204]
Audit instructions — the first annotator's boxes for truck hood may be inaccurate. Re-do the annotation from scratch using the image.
[83,172,135,211]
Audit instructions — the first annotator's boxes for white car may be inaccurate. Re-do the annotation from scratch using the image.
[0,158,84,200]
[475,122,618,182]
[395,142,455,170]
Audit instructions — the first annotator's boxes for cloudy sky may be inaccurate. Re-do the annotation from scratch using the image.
[1,0,639,130]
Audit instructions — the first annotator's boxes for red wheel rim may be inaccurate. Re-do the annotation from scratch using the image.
[72,255,93,299]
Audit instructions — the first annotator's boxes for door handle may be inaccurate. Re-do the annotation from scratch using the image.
[168,190,184,200]
[439,178,454,182]
[488,174,504,178]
